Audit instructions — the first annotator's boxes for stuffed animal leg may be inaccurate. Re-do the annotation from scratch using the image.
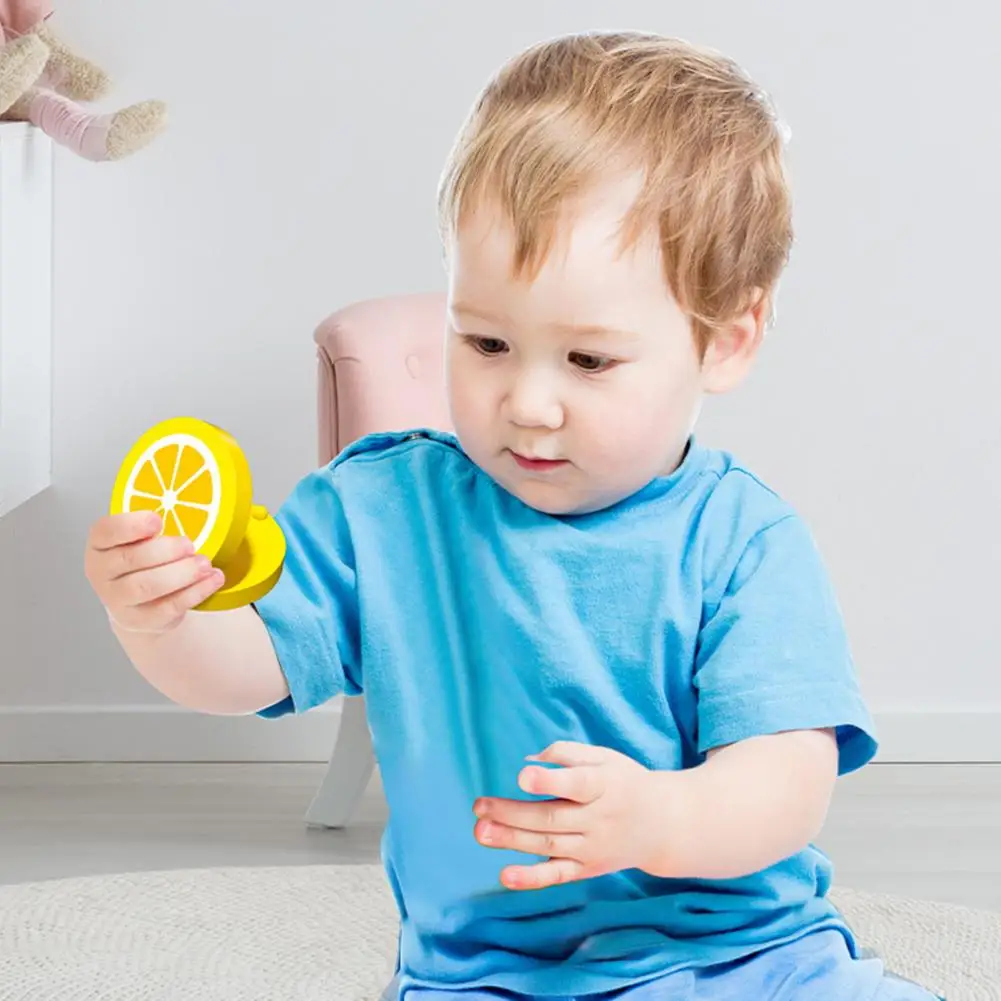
[0,32,48,114]
[0,3,166,162]
[7,86,166,160]
[29,20,108,101]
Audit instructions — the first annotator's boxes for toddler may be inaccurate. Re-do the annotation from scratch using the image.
[85,30,942,1001]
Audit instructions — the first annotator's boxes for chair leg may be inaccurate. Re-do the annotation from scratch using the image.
[305,696,377,828]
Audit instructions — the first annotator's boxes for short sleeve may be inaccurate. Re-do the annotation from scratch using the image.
[693,514,878,775]
[252,466,362,718]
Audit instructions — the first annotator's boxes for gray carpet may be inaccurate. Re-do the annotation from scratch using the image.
[0,864,997,1000]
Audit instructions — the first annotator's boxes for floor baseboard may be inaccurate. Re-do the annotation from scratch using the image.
[0,703,342,763]
[0,705,998,763]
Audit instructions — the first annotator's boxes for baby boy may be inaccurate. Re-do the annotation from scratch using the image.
[85,29,941,1001]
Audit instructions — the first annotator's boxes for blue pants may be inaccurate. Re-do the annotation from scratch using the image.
[391,929,944,1000]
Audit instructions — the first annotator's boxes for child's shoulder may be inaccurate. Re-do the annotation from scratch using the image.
[693,443,827,598]
[697,445,796,527]
[329,428,460,467]
[323,428,467,487]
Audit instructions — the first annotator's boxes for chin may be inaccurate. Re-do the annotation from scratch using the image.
[504,479,617,517]
[479,467,571,515]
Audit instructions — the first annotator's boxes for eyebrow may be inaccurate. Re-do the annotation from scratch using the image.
[450,303,639,339]
[550,321,639,339]
[450,303,505,324]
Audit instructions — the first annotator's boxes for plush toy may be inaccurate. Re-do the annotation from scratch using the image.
[0,31,47,114]
[0,0,166,161]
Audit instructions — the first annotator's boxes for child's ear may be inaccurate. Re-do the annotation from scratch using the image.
[700,290,768,394]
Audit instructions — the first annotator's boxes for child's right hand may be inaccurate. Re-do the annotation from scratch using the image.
[84,512,225,633]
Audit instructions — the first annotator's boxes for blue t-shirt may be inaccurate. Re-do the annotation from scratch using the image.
[253,428,878,997]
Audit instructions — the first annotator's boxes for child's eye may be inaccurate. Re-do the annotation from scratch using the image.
[466,335,508,356]
[569,351,614,373]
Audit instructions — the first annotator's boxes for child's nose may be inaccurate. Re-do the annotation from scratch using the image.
[506,370,564,429]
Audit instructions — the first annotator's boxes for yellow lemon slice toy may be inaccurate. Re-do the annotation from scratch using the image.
[109,417,285,611]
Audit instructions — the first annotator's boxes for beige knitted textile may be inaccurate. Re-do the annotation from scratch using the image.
[0,865,997,1000]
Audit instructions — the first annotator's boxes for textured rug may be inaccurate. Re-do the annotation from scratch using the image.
[0,864,998,1000]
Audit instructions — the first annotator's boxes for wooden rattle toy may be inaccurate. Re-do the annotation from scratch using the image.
[109,417,285,611]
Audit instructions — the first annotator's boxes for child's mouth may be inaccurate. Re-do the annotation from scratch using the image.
[510,452,568,472]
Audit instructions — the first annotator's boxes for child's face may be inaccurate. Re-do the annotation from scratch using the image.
[445,173,758,516]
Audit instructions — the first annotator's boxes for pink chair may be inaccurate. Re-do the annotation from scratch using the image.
[305,291,451,828]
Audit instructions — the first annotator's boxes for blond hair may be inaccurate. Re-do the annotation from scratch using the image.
[437,31,793,352]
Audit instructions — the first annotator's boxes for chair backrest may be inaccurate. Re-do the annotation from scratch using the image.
[313,292,451,464]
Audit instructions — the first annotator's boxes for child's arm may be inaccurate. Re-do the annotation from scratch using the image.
[474,511,875,891]
[89,454,362,720]
[651,727,839,880]
[653,508,878,880]
[472,728,840,890]
[109,606,289,716]
[85,511,291,716]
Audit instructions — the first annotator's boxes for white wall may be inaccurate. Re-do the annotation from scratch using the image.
[1,0,999,762]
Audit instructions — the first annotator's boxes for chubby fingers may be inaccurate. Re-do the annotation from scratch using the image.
[474,793,581,833]
[88,511,163,551]
[473,787,590,864]
[514,760,605,804]
[475,815,587,863]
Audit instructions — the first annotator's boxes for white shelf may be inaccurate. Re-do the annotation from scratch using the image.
[0,123,53,518]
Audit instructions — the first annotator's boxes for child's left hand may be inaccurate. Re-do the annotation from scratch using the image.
[472,741,672,890]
